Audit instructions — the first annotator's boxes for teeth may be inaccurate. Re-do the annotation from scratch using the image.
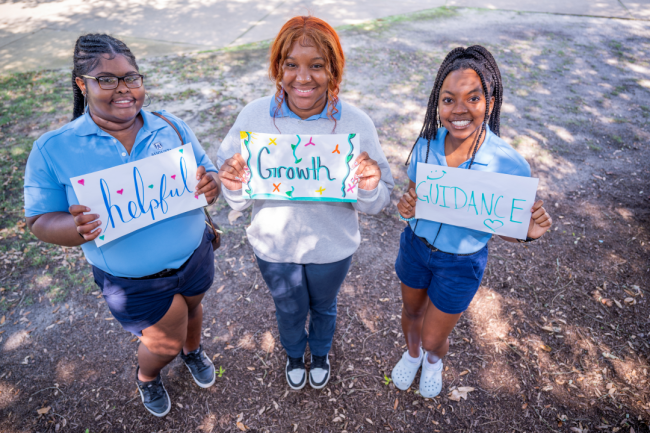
[295,88,312,94]
[452,120,471,127]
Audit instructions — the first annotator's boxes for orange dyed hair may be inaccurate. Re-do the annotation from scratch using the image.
[269,16,345,121]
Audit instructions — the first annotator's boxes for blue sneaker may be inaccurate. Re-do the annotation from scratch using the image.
[135,367,171,417]
[180,345,216,388]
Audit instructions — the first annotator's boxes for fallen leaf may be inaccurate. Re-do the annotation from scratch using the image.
[0,316,4,325]
[540,344,552,352]
[224,345,235,350]
[366,418,374,425]
[236,421,247,431]
[459,370,469,376]
[613,299,623,309]
[522,403,528,409]
[37,406,51,415]
[216,285,225,293]
[332,417,342,422]
[624,297,636,306]
[247,367,255,371]
[393,398,399,410]
[448,387,474,401]
[228,210,244,225]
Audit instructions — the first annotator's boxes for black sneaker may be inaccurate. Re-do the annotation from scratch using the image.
[309,354,330,389]
[135,367,171,417]
[180,345,216,388]
[285,355,306,390]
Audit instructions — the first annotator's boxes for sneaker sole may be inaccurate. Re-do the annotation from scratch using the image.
[137,384,171,417]
[183,356,216,389]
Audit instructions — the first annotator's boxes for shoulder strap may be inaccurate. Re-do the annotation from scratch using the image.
[151,111,183,145]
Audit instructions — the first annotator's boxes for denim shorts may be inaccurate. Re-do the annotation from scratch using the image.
[92,227,215,336]
[394,225,488,315]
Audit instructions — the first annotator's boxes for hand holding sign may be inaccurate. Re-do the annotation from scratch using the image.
[353,151,381,191]
[218,153,249,192]
[526,200,553,239]
[70,205,102,241]
[414,162,540,240]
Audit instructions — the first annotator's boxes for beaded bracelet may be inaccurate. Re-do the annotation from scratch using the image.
[517,236,538,243]
[398,214,416,222]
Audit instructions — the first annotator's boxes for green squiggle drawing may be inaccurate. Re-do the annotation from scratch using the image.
[243,132,253,196]
[341,133,355,198]
[286,186,295,198]
[290,135,302,163]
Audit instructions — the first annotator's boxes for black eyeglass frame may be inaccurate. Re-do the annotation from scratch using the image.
[80,74,145,90]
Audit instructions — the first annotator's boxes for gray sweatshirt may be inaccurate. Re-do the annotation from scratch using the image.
[216,96,394,264]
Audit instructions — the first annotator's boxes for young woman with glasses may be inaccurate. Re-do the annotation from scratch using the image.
[24,34,220,417]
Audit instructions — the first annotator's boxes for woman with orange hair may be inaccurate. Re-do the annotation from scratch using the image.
[217,16,394,390]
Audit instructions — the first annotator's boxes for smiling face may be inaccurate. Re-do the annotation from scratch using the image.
[75,53,145,125]
[280,41,329,119]
[438,68,494,143]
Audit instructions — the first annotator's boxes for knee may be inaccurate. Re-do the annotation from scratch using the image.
[402,302,427,320]
[148,338,185,358]
[187,303,203,320]
[421,335,448,354]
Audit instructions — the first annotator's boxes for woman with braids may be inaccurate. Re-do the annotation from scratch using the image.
[217,16,393,390]
[24,34,220,416]
[391,46,552,397]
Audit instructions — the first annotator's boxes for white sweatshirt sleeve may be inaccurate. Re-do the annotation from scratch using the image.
[216,118,253,212]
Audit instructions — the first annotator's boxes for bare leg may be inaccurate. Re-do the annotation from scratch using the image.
[182,293,205,355]
[400,283,430,358]
[137,294,189,381]
[420,300,462,364]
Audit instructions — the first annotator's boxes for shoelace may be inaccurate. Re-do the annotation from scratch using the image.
[185,350,210,372]
[287,356,304,370]
[311,355,328,370]
[139,378,165,401]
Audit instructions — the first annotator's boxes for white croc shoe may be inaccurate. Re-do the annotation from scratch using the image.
[391,350,423,391]
[419,355,443,398]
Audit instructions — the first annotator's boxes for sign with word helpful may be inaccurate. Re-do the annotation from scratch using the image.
[71,144,207,247]
[240,132,360,202]
[414,162,539,239]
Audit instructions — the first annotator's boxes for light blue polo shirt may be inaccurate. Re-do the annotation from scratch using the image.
[24,110,218,278]
[407,126,531,254]
[270,96,342,120]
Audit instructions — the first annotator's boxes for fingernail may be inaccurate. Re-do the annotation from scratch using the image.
[353,161,359,167]
[244,166,250,171]
[235,177,241,181]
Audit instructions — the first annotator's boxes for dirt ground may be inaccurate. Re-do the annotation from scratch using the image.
[0,7,649,433]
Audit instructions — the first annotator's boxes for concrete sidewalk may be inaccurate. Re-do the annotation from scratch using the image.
[1,0,648,73]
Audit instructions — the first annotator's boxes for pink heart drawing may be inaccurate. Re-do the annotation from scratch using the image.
[194,195,199,199]
[171,175,176,180]
[116,189,124,195]
[78,179,85,186]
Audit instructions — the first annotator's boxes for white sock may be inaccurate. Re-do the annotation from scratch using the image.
[423,355,442,371]
[405,348,422,364]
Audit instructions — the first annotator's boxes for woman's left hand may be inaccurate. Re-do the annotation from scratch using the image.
[527,200,552,239]
[354,152,381,191]
[195,165,220,204]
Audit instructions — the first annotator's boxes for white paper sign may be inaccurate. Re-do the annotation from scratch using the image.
[240,132,360,202]
[414,162,539,239]
[71,144,207,247]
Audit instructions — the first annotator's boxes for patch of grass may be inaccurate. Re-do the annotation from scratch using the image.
[611,135,623,144]
[46,286,68,303]
[337,6,457,33]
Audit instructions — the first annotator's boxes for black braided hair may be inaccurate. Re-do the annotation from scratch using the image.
[406,45,502,169]
[71,34,139,120]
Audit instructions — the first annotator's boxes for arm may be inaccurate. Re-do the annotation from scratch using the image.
[27,205,102,247]
[499,200,552,243]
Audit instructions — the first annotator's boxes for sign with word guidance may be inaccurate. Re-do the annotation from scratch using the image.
[240,132,360,202]
[414,162,539,239]
[71,144,207,247]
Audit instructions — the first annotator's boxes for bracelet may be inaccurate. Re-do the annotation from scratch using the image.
[517,236,538,243]
[399,214,415,222]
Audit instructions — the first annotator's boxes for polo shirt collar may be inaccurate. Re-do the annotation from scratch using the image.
[73,110,167,137]
[435,125,497,168]
[270,96,342,121]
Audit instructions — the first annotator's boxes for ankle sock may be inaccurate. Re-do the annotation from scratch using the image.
[423,355,442,371]
[184,347,200,356]
[405,348,423,364]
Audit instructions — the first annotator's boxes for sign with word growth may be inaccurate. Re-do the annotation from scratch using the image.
[71,144,207,247]
[414,162,539,239]
[240,132,360,202]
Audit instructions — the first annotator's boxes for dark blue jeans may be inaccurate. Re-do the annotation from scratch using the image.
[256,255,352,358]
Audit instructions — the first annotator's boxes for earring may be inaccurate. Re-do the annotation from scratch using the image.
[83,92,87,113]
[143,93,152,108]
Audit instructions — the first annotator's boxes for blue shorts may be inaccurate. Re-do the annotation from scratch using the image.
[92,227,215,336]
[394,225,488,315]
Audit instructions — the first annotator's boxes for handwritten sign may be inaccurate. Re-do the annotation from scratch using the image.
[414,162,539,239]
[240,132,360,202]
[71,144,207,247]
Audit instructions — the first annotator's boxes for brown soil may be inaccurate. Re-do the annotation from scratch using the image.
[1,7,649,433]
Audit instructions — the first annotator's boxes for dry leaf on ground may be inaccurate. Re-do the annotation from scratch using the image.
[228,210,243,224]
[36,407,50,415]
[448,387,475,401]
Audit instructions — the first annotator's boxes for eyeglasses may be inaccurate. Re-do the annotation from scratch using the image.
[81,74,144,90]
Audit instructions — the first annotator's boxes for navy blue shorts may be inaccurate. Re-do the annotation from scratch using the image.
[92,227,215,336]
[394,225,488,315]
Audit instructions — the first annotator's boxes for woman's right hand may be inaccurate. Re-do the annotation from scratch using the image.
[218,153,250,191]
[397,188,418,219]
[69,205,102,241]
